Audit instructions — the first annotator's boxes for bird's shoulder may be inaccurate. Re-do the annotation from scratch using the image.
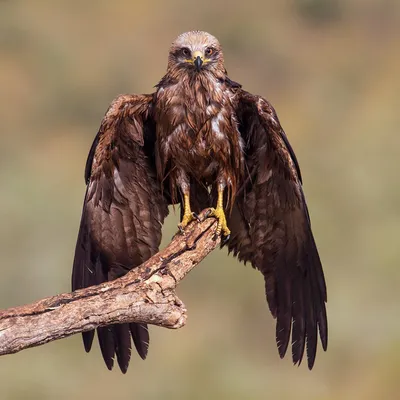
[84,93,156,184]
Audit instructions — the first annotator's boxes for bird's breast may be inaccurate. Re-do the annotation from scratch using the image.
[155,81,240,179]
[163,110,231,153]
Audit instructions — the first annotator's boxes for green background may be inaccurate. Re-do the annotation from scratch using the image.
[0,1,399,399]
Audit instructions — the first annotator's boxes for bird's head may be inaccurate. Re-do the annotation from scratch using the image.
[167,31,225,75]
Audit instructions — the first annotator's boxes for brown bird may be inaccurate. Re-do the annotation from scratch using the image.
[72,31,327,373]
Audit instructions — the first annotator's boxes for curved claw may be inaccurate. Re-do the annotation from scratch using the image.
[204,208,213,219]
[221,234,230,245]
[192,212,201,222]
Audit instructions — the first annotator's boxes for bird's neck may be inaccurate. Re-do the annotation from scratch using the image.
[161,65,226,86]
[157,69,228,107]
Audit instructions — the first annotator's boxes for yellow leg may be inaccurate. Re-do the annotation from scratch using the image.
[207,187,231,237]
[178,192,198,232]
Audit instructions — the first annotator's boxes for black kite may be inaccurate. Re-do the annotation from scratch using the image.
[72,31,328,372]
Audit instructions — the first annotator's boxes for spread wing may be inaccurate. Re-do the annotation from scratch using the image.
[72,94,169,373]
[228,91,327,369]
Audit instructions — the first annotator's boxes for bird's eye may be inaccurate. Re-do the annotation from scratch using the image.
[181,48,190,57]
[205,47,213,56]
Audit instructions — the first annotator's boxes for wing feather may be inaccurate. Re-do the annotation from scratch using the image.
[130,323,150,360]
[72,94,168,373]
[229,90,327,369]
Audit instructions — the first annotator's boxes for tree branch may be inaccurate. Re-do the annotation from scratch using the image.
[0,213,220,356]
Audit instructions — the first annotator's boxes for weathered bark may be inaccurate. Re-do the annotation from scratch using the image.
[0,214,220,356]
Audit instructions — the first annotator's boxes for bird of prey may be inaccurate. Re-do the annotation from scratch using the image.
[72,31,327,372]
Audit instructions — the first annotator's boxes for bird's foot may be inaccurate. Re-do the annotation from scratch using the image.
[178,212,200,233]
[205,207,231,240]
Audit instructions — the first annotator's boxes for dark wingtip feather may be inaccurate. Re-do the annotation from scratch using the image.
[303,258,318,370]
[82,330,95,353]
[130,323,150,360]
[318,304,328,351]
[276,317,291,359]
[307,352,316,370]
[275,266,292,360]
[114,324,132,374]
[306,322,318,370]
[97,327,115,371]
[291,284,306,366]
[306,324,318,370]
[277,341,289,359]
[276,309,291,359]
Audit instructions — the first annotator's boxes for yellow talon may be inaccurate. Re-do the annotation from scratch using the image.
[178,212,198,232]
[206,186,230,238]
[206,206,231,237]
[177,192,199,233]
[177,186,230,238]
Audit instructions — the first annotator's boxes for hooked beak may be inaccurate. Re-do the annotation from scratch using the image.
[193,51,204,72]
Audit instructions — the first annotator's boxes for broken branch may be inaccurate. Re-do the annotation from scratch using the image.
[0,213,219,356]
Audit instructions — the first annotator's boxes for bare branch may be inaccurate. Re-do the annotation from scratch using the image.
[0,213,220,356]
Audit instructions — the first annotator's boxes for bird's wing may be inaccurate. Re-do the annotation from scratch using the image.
[72,94,169,373]
[228,90,327,369]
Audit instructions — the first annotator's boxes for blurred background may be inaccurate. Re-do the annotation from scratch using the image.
[0,0,399,399]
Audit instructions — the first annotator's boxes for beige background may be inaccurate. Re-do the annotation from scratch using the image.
[0,0,399,399]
